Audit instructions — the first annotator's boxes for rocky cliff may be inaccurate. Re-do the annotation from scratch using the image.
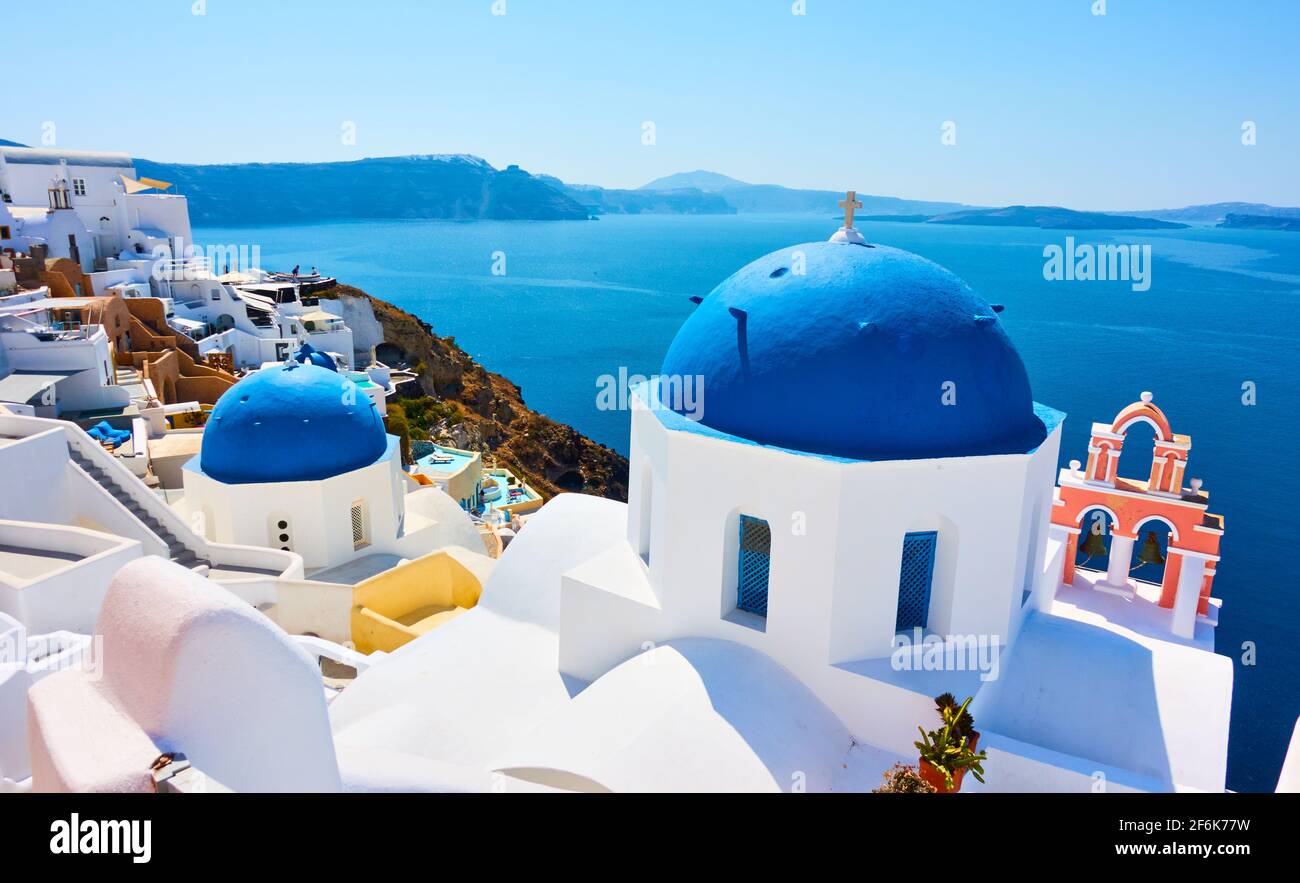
[135,155,590,224]
[331,285,628,503]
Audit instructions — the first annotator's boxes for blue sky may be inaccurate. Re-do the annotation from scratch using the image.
[12,0,1299,209]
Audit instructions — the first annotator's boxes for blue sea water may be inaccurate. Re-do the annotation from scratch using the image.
[194,214,1300,792]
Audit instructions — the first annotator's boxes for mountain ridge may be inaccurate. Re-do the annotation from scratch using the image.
[640,170,751,191]
[5,140,1296,228]
[133,155,591,224]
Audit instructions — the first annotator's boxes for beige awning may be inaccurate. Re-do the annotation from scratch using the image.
[217,271,257,284]
[299,310,340,324]
[120,175,174,193]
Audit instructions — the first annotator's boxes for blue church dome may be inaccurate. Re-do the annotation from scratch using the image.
[200,361,388,484]
[293,342,338,372]
[659,240,1047,461]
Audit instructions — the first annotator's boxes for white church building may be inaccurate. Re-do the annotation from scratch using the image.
[558,236,1064,749]
[175,358,480,575]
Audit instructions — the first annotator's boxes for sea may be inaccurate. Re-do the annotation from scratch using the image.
[194,213,1300,793]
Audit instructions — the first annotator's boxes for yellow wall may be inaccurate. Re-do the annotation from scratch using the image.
[350,549,486,654]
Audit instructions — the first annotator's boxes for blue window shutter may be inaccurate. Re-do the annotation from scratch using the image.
[737,515,771,616]
[895,531,938,631]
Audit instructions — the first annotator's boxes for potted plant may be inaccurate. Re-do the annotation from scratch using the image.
[872,762,936,794]
[934,692,978,748]
[914,694,987,793]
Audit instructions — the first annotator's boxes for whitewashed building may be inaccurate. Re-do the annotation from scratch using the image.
[0,147,192,270]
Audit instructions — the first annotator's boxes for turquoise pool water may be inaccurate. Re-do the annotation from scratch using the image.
[481,470,538,513]
[414,445,475,476]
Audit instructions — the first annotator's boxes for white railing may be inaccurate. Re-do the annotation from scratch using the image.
[204,543,304,582]
[292,635,385,675]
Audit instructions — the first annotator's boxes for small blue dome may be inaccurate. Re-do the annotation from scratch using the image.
[660,241,1046,460]
[292,342,337,372]
[201,362,387,484]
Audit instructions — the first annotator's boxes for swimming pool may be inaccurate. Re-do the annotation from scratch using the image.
[414,444,476,477]
[481,468,542,516]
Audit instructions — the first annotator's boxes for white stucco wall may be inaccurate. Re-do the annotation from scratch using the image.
[0,520,143,634]
[561,385,1063,756]
[180,439,404,571]
[178,436,479,573]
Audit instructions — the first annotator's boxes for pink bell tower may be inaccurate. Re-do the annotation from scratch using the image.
[1053,393,1223,640]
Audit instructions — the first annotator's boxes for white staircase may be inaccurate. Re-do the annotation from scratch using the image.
[66,440,210,571]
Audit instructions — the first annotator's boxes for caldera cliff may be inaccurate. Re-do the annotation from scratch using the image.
[332,284,629,503]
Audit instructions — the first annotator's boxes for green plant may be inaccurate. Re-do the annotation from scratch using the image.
[384,409,412,466]
[914,695,987,790]
[934,692,976,740]
[872,763,936,794]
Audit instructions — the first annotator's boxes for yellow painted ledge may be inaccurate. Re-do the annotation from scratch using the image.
[350,545,495,654]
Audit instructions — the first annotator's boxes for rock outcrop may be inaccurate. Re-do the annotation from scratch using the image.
[332,285,628,503]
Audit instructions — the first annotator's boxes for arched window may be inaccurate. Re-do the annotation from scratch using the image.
[895,531,938,631]
[736,515,771,617]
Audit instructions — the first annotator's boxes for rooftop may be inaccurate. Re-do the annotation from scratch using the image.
[0,543,82,582]
[309,554,408,586]
[0,146,132,167]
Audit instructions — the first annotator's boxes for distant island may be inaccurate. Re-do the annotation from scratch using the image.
[924,205,1187,230]
[856,206,1187,230]
[637,169,973,216]
[1124,202,1300,224]
[1218,213,1300,232]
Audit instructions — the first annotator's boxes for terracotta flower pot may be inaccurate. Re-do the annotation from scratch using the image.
[918,732,980,793]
